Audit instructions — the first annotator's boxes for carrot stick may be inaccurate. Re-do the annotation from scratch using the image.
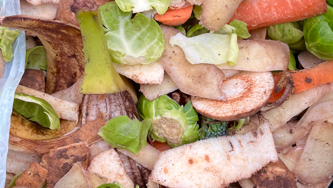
[154,5,193,26]
[152,141,171,152]
[230,0,327,30]
[268,61,333,102]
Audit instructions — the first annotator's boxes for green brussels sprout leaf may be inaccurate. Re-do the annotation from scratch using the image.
[99,2,165,65]
[228,20,251,39]
[186,24,209,37]
[304,5,333,60]
[0,26,20,62]
[25,46,47,70]
[288,51,297,71]
[13,93,60,130]
[98,115,151,154]
[174,25,186,35]
[193,5,202,20]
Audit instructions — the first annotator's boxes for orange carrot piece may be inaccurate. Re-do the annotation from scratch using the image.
[154,5,193,26]
[152,141,171,152]
[267,72,284,103]
[268,61,333,102]
[230,0,327,30]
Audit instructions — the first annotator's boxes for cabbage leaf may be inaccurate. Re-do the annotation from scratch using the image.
[13,93,60,130]
[25,46,47,70]
[0,26,20,62]
[115,0,170,15]
[170,33,239,65]
[99,2,165,65]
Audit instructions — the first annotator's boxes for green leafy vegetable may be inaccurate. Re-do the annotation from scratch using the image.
[99,2,165,65]
[267,22,306,52]
[115,0,170,14]
[137,95,199,147]
[25,46,47,70]
[13,93,60,130]
[0,26,20,62]
[303,5,333,60]
[228,20,251,39]
[327,0,333,6]
[97,182,124,188]
[268,22,303,44]
[186,24,209,37]
[174,25,186,35]
[193,5,202,20]
[170,33,239,66]
[98,115,151,154]
[198,117,227,140]
[8,172,23,188]
[288,51,297,71]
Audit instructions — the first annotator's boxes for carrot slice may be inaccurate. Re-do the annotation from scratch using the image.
[154,5,193,26]
[230,0,327,30]
[152,141,171,152]
[269,61,333,102]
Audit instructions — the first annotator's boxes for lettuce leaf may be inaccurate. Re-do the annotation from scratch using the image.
[170,33,239,65]
[228,20,251,39]
[100,2,165,65]
[98,115,151,154]
[115,0,170,15]
[25,46,47,70]
[0,26,20,62]
[13,93,60,130]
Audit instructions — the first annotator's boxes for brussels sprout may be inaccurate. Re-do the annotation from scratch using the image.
[303,5,333,60]
[267,22,306,51]
[137,95,199,147]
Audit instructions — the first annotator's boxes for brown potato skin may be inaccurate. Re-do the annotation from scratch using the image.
[252,160,297,188]
[19,69,45,92]
[15,162,48,188]
[41,142,89,188]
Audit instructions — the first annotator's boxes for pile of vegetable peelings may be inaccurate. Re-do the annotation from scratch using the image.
[2,0,333,187]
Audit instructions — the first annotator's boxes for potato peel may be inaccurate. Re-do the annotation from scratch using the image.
[1,15,85,94]
[160,25,227,101]
[192,72,274,121]
[200,0,243,32]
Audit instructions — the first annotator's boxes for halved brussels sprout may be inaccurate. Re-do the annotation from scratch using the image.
[137,95,199,147]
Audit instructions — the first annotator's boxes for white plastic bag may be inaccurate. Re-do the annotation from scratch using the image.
[0,0,25,186]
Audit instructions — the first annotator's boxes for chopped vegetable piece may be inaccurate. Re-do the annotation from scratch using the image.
[230,0,328,30]
[200,0,243,32]
[304,5,333,60]
[192,72,274,121]
[13,93,60,130]
[198,117,228,140]
[115,0,170,14]
[0,26,20,62]
[289,52,297,71]
[25,46,47,70]
[73,2,127,94]
[98,115,151,154]
[170,33,239,65]
[193,5,202,20]
[100,2,165,65]
[228,20,251,39]
[151,123,278,188]
[268,22,303,44]
[152,141,171,152]
[186,24,209,37]
[269,61,333,102]
[137,95,199,147]
[154,5,193,26]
